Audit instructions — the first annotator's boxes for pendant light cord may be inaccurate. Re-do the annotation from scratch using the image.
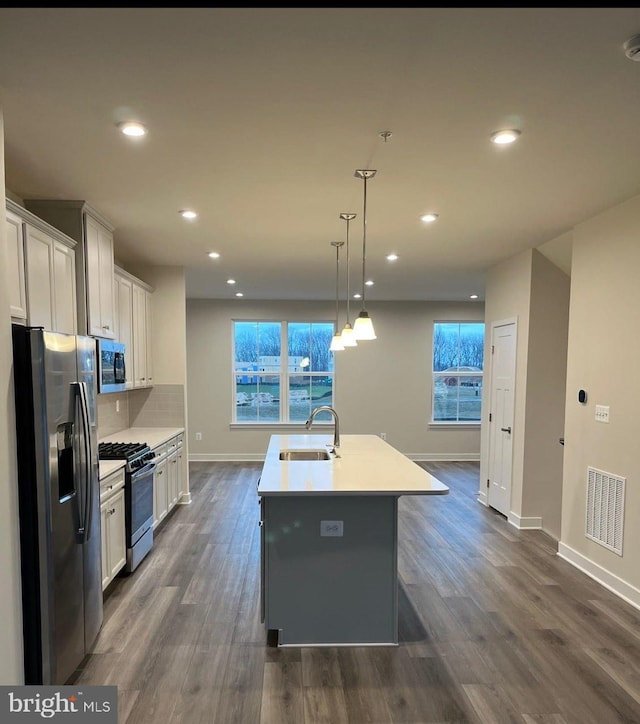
[335,242,341,329]
[361,175,368,310]
[345,217,351,324]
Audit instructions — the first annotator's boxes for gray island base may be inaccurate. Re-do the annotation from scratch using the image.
[258,434,449,646]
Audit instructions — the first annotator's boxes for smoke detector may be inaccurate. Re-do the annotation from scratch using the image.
[624,34,640,61]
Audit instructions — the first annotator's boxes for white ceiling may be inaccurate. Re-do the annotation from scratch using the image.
[1,7,639,301]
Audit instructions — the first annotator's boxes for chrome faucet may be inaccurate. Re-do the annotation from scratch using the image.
[305,405,340,455]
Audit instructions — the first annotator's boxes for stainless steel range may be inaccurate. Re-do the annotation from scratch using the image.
[98,441,156,572]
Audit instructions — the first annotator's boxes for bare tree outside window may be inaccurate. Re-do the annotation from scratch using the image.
[432,322,484,422]
[233,321,334,423]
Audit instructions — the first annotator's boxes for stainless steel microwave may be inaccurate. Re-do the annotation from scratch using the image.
[96,338,126,393]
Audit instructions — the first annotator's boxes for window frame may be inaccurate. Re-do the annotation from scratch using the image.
[231,319,336,425]
[431,320,485,426]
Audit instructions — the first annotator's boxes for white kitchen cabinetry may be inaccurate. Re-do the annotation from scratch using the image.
[24,199,116,339]
[132,281,153,387]
[114,270,133,389]
[84,212,115,338]
[5,207,27,320]
[100,467,126,590]
[167,436,183,509]
[7,199,77,333]
[153,452,168,528]
[24,225,54,331]
[152,433,183,528]
[114,266,153,389]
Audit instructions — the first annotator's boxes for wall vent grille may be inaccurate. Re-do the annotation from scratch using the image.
[585,466,625,556]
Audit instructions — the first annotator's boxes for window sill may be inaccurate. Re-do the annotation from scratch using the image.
[429,422,481,430]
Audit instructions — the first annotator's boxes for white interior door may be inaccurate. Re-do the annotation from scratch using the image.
[488,321,517,516]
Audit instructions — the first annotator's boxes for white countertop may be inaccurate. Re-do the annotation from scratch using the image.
[258,434,450,497]
[99,459,126,480]
[98,426,184,480]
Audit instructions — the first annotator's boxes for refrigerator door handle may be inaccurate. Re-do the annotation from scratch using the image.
[73,381,93,542]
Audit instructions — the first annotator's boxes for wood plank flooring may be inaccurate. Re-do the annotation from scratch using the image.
[73,461,640,723]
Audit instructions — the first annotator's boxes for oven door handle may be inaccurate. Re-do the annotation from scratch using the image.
[130,461,156,479]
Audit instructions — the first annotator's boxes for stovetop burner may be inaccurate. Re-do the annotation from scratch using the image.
[98,442,150,460]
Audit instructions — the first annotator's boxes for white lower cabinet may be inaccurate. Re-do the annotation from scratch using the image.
[100,468,126,590]
[153,454,168,528]
[152,433,184,528]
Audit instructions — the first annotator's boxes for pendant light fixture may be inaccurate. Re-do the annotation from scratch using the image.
[339,212,358,347]
[329,241,345,352]
[353,169,377,340]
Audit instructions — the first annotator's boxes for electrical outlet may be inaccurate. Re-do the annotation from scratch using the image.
[380,432,387,440]
[320,520,343,537]
[116,399,120,413]
[595,405,610,423]
[195,432,202,441]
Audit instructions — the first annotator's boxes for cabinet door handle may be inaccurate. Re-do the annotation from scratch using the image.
[103,324,110,330]
[501,427,512,434]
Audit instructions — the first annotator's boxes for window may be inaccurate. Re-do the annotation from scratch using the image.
[432,321,484,423]
[233,321,335,423]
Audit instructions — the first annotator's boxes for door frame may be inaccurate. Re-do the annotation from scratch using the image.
[486,317,517,515]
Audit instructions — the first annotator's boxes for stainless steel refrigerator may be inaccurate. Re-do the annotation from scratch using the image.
[12,325,103,684]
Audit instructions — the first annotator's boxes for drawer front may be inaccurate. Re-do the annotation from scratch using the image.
[100,467,125,503]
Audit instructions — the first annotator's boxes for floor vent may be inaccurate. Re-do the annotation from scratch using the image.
[585,466,625,556]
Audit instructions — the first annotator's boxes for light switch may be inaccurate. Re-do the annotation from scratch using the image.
[320,520,344,537]
[595,405,610,423]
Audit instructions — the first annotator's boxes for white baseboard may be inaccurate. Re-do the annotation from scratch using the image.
[508,512,543,530]
[557,542,640,611]
[178,492,192,504]
[477,491,488,506]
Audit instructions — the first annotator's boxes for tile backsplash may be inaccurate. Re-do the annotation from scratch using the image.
[97,384,185,437]
[96,394,130,437]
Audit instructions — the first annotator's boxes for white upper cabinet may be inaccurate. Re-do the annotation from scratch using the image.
[114,270,133,389]
[114,265,153,389]
[84,212,115,338]
[7,199,77,333]
[24,224,55,331]
[24,199,116,339]
[52,239,77,335]
[5,208,27,320]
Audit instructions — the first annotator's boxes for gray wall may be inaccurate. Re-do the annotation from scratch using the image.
[480,247,570,539]
[186,299,484,459]
[560,194,640,598]
[0,109,25,683]
[522,250,570,539]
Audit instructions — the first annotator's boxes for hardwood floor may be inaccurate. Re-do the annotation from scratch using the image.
[74,461,640,723]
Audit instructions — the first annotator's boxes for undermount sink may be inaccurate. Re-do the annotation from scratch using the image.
[279,449,331,461]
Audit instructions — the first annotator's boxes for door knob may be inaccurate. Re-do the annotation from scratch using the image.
[501,427,512,434]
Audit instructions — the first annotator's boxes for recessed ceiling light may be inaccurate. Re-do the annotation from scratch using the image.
[118,121,147,137]
[491,129,521,145]
[179,209,197,220]
[353,293,361,299]
[227,279,236,285]
[470,294,479,300]
[386,253,399,262]
[235,292,244,297]
[420,213,439,223]
[208,251,220,259]
[365,280,374,287]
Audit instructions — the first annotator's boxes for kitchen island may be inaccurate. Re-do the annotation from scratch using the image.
[258,433,449,646]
